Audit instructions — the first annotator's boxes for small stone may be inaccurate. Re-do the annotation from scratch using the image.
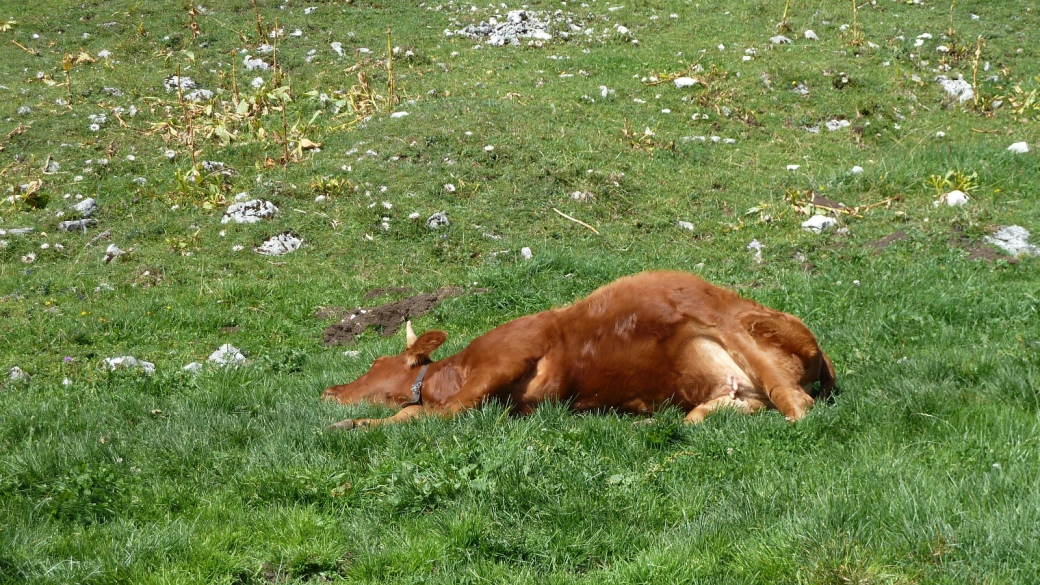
[59,219,97,232]
[222,200,278,224]
[255,232,303,256]
[427,212,450,229]
[804,30,819,40]
[72,197,97,218]
[770,35,792,45]
[851,166,864,174]
[786,164,801,171]
[673,77,698,88]
[1007,142,1030,154]
[677,221,695,230]
[208,344,246,366]
[183,362,203,374]
[520,247,533,260]
[390,111,409,118]
[984,226,1040,257]
[944,190,969,206]
[104,356,155,375]
[104,244,124,263]
[8,366,28,381]
[802,214,838,233]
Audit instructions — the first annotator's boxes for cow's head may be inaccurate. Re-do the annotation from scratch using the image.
[322,322,448,405]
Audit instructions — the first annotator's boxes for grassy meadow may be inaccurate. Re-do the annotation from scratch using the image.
[2,0,1040,582]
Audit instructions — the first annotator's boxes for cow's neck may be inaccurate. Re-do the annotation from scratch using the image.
[418,355,465,405]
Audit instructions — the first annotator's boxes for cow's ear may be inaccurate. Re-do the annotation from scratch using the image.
[406,330,448,366]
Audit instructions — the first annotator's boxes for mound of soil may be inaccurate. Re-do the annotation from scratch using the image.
[949,227,1016,264]
[320,287,466,346]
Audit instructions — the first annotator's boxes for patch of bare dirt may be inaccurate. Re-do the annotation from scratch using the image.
[865,230,907,254]
[949,227,1017,264]
[321,287,467,346]
[810,193,846,212]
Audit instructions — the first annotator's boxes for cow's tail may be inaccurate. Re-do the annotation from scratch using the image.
[817,351,836,399]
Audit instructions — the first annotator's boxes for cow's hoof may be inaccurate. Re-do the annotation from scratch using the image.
[327,419,356,431]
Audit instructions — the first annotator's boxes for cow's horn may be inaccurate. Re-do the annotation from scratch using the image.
[405,320,417,348]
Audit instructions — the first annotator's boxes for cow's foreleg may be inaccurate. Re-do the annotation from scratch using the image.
[328,404,426,430]
[685,395,765,424]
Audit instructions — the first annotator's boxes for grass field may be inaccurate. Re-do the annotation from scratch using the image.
[2,0,1040,582]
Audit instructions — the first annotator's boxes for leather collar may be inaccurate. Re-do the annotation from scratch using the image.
[402,364,429,407]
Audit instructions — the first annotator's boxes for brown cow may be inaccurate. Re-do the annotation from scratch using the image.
[323,271,835,429]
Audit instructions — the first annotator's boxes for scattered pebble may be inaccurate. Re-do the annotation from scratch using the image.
[825,119,851,131]
[1007,142,1030,154]
[804,30,819,40]
[104,356,155,375]
[984,226,1040,257]
[427,212,450,229]
[944,190,969,206]
[851,166,864,174]
[936,75,974,103]
[390,111,410,118]
[8,366,28,381]
[243,55,269,71]
[673,77,698,88]
[104,244,124,263]
[72,198,97,218]
[520,247,533,260]
[208,344,246,367]
[183,362,203,374]
[802,214,838,233]
[163,75,195,92]
[786,164,801,171]
[770,35,792,45]
[747,239,764,263]
[677,221,695,230]
[255,232,303,256]
[58,219,97,232]
[222,199,278,224]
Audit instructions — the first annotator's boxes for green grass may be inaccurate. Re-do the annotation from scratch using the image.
[2,0,1040,582]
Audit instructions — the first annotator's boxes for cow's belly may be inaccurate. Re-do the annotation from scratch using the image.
[558,335,766,413]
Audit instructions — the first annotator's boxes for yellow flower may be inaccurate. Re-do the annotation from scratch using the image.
[81,311,87,316]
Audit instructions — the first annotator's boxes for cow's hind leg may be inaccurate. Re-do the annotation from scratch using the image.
[685,395,765,424]
[328,404,426,430]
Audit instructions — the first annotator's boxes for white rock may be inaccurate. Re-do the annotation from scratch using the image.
[520,247,533,260]
[804,30,819,40]
[770,35,792,45]
[531,30,552,40]
[1007,142,1030,154]
[390,111,410,118]
[786,164,801,171]
[182,362,204,374]
[163,75,195,92]
[8,366,28,381]
[255,232,303,256]
[936,75,974,103]
[677,221,695,230]
[59,219,97,232]
[242,56,269,71]
[100,244,123,264]
[208,344,246,366]
[63,378,72,386]
[427,212,450,228]
[251,77,265,89]
[851,166,864,174]
[343,350,361,358]
[104,356,155,375]
[945,190,969,206]
[802,214,838,233]
[330,42,344,56]
[825,119,851,131]
[673,77,698,88]
[747,239,764,263]
[984,226,1040,257]
[222,200,278,224]
[185,89,214,102]
[616,25,630,36]
[73,197,97,218]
